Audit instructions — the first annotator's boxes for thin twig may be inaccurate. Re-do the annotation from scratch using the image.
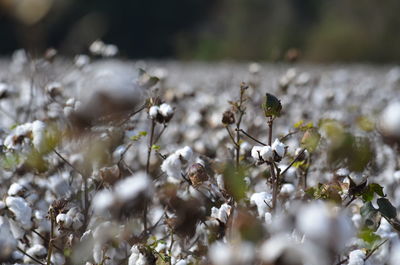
[279,130,299,142]
[280,148,306,176]
[17,246,46,265]
[154,123,167,144]
[364,239,388,261]
[236,128,267,146]
[117,104,146,126]
[225,126,238,148]
[46,208,54,265]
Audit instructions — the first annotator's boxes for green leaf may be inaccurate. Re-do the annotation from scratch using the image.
[294,120,304,129]
[130,131,148,141]
[223,164,247,201]
[370,183,384,197]
[358,228,381,244]
[151,145,161,150]
[377,198,397,219]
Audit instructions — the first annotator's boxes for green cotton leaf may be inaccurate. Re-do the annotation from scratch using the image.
[25,149,48,173]
[357,116,375,132]
[358,227,381,244]
[305,187,317,198]
[377,198,397,219]
[151,145,161,151]
[362,187,375,202]
[223,163,247,201]
[1,152,20,171]
[301,128,321,152]
[294,120,304,129]
[370,183,385,197]
[130,131,148,141]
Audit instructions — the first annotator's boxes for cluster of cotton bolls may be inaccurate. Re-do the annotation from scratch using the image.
[251,138,286,163]
[2,51,400,265]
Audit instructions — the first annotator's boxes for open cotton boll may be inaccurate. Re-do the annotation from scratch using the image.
[7,183,25,196]
[250,192,272,218]
[176,146,193,162]
[272,139,286,158]
[92,189,116,214]
[251,146,263,160]
[159,103,174,118]
[260,146,273,161]
[347,250,365,265]
[56,213,73,228]
[128,245,147,265]
[161,153,182,180]
[5,196,32,229]
[175,260,188,265]
[32,120,46,152]
[211,203,231,223]
[114,173,153,202]
[149,106,160,119]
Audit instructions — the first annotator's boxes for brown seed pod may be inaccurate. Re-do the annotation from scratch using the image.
[187,163,209,188]
[222,110,235,125]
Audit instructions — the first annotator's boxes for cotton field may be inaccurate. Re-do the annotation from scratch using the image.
[1,50,400,265]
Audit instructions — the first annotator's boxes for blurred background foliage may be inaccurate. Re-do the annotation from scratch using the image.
[1,0,400,62]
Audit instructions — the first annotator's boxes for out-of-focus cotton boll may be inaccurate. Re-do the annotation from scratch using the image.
[389,243,400,265]
[92,189,115,214]
[347,250,365,265]
[0,217,17,260]
[296,201,353,249]
[74,61,145,126]
[7,183,25,196]
[208,241,255,265]
[380,102,400,139]
[24,244,47,263]
[114,173,153,202]
[5,196,32,229]
[175,146,193,162]
[32,120,46,152]
[250,192,272,218]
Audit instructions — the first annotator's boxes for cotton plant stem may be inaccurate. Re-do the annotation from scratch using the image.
[46,209,55,265]
[236,128,267,146]
[144,120,156,232]
[267,118,279,211]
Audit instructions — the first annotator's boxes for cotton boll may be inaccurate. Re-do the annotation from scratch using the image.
[208,241,255,265]
[161,153,182,180]
[24,244,47,263]
[250,192,272,218]
[103,44,118,57]
[0,217,17,260]
[251,146,263,161]
[7,183,25,196]
[347,250,365,265]
[260,146,273,161]
[176,146,193,162]
[159,103,174,119]
[114,173,153,202]
[149,106,160,119]
[5,196,32,229]
[92,189,115,214]
[380,102,400,139]
[280,183,295,197]
[211,203,231,223]
[389,242,400,265]
[272,139,286,158]
[32,120,46,152]
[175,260,187,265]
[56,213,73,228]
[51,252,66,265]
[128,246,147,265]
